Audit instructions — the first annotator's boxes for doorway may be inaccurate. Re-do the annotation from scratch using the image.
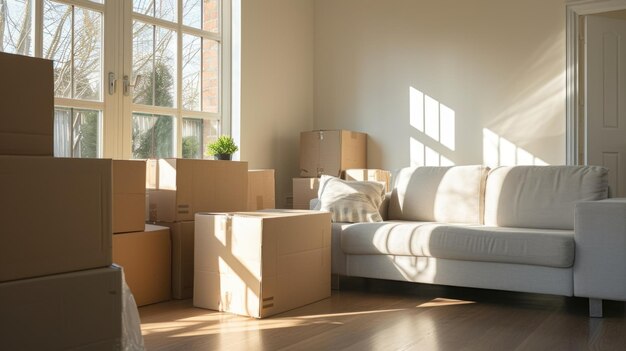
[566,1,626,196]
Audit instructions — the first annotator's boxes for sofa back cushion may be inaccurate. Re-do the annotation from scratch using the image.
[388,165,489,223]
[484,166,608,230]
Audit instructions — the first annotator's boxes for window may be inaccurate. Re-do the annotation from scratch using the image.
[0,0,229,159]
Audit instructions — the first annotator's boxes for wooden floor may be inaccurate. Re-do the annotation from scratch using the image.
[139,279,626,350]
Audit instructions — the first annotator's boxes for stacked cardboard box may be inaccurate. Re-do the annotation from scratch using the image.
[0,52,122,348]
[293,130,394,209]
[111,160,172,307]
[194,210,332,318]
[293,130,368,209]
[0,157,122,348]
[342,168,393,192]
[248,169,276,210]
[147,158,248,299]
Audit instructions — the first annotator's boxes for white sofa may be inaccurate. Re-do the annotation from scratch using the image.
[327,165,625,317]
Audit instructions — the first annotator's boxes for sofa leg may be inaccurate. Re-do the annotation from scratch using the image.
[589,298,603,318]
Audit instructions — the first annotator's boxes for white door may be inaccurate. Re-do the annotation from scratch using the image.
[586,15,626,196]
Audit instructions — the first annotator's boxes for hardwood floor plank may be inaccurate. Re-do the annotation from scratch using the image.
[139,281,626,351]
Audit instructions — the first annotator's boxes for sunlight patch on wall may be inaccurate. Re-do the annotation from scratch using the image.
[409,87,456,166]
[410,87,455,151]
[483,128,547,167]
[410,137,454,167]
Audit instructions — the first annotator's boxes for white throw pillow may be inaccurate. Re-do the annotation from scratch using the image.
[314,175,385,223]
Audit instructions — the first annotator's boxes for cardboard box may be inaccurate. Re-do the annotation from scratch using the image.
[0,266,122,350]
[194,210,332,318]
[156,221,195,299]
[113,160,146,233]
[248,169,276,210]
[112,224,171,306]
[293,177,320,210]
[299,130,367,177]
[343,168,392,192]
[0,52,53,156]
[0,156,112,282]
[147,159,248,222]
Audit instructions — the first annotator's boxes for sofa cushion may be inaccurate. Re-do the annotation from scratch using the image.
[388,165,489,224]
[314,175,385,222]
[339,221,574,268]
[484,166,608,230]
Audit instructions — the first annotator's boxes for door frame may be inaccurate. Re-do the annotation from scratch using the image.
[566,0,626,165]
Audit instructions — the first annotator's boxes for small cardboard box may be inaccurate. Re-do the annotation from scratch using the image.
[113,160,146,233]
[112,224,171,306]
[147,159,248,222]
[0,52,53,156]
[299,130,367,177]
[343,168,392,192]
[156,221,195,299]
[194,210,331,318]
[292,177,320,210]
[0,156,112,282]
[0,266,122,350]
[248,169,276,210]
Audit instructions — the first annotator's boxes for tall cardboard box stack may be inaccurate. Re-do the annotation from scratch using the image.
[147,158,248,299]
[293,130,367,209]
[0,52,122,349]
[248,169,276,210]
[112,160,172,307]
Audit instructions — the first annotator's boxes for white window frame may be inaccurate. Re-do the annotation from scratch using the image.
[2,0,231,159]
[119,0,231,159]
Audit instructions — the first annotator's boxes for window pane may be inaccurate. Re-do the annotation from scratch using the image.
[132,0,152,16]
[203,39,219,113]
[155,26,176,107]
[53,107,72,157]
[133,22,176,108]
[182,34,201,111]
[73,109,100,158]
[43,1,72,98]
[182,117,218,159]
[132,113,174,159]
[0,0,34,56]
[53,107,101,158]
[132,20,154,105]
[182,0,219,33]
[74,7,102,101]
[182,118,202,159]
[133,0,176,22]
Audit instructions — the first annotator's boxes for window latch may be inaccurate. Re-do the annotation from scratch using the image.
[108,72,117,95]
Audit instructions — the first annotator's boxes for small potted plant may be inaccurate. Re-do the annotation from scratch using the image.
[206,135,239,160]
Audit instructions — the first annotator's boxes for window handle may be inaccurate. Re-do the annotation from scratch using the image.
[108,72,117,95]
[123,75,142,96]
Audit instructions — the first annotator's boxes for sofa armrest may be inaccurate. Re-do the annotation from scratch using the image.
[574,198,626,302]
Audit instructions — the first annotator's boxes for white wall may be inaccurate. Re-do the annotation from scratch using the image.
[240,0,314,207]
[314,0,566,170]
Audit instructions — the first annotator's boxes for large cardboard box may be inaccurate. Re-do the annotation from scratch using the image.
[113,160,146,233]
[0,52,53,156]
[343,168,392,192]
[113,224,171,306]
[293,177,320,210]
[299,130,367,177]
[248,169,276,210]
[0,156,112,282]
[0,266,122,350]
[156,221,195,299]
[194,210,332,318]
[147,159,248,222]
